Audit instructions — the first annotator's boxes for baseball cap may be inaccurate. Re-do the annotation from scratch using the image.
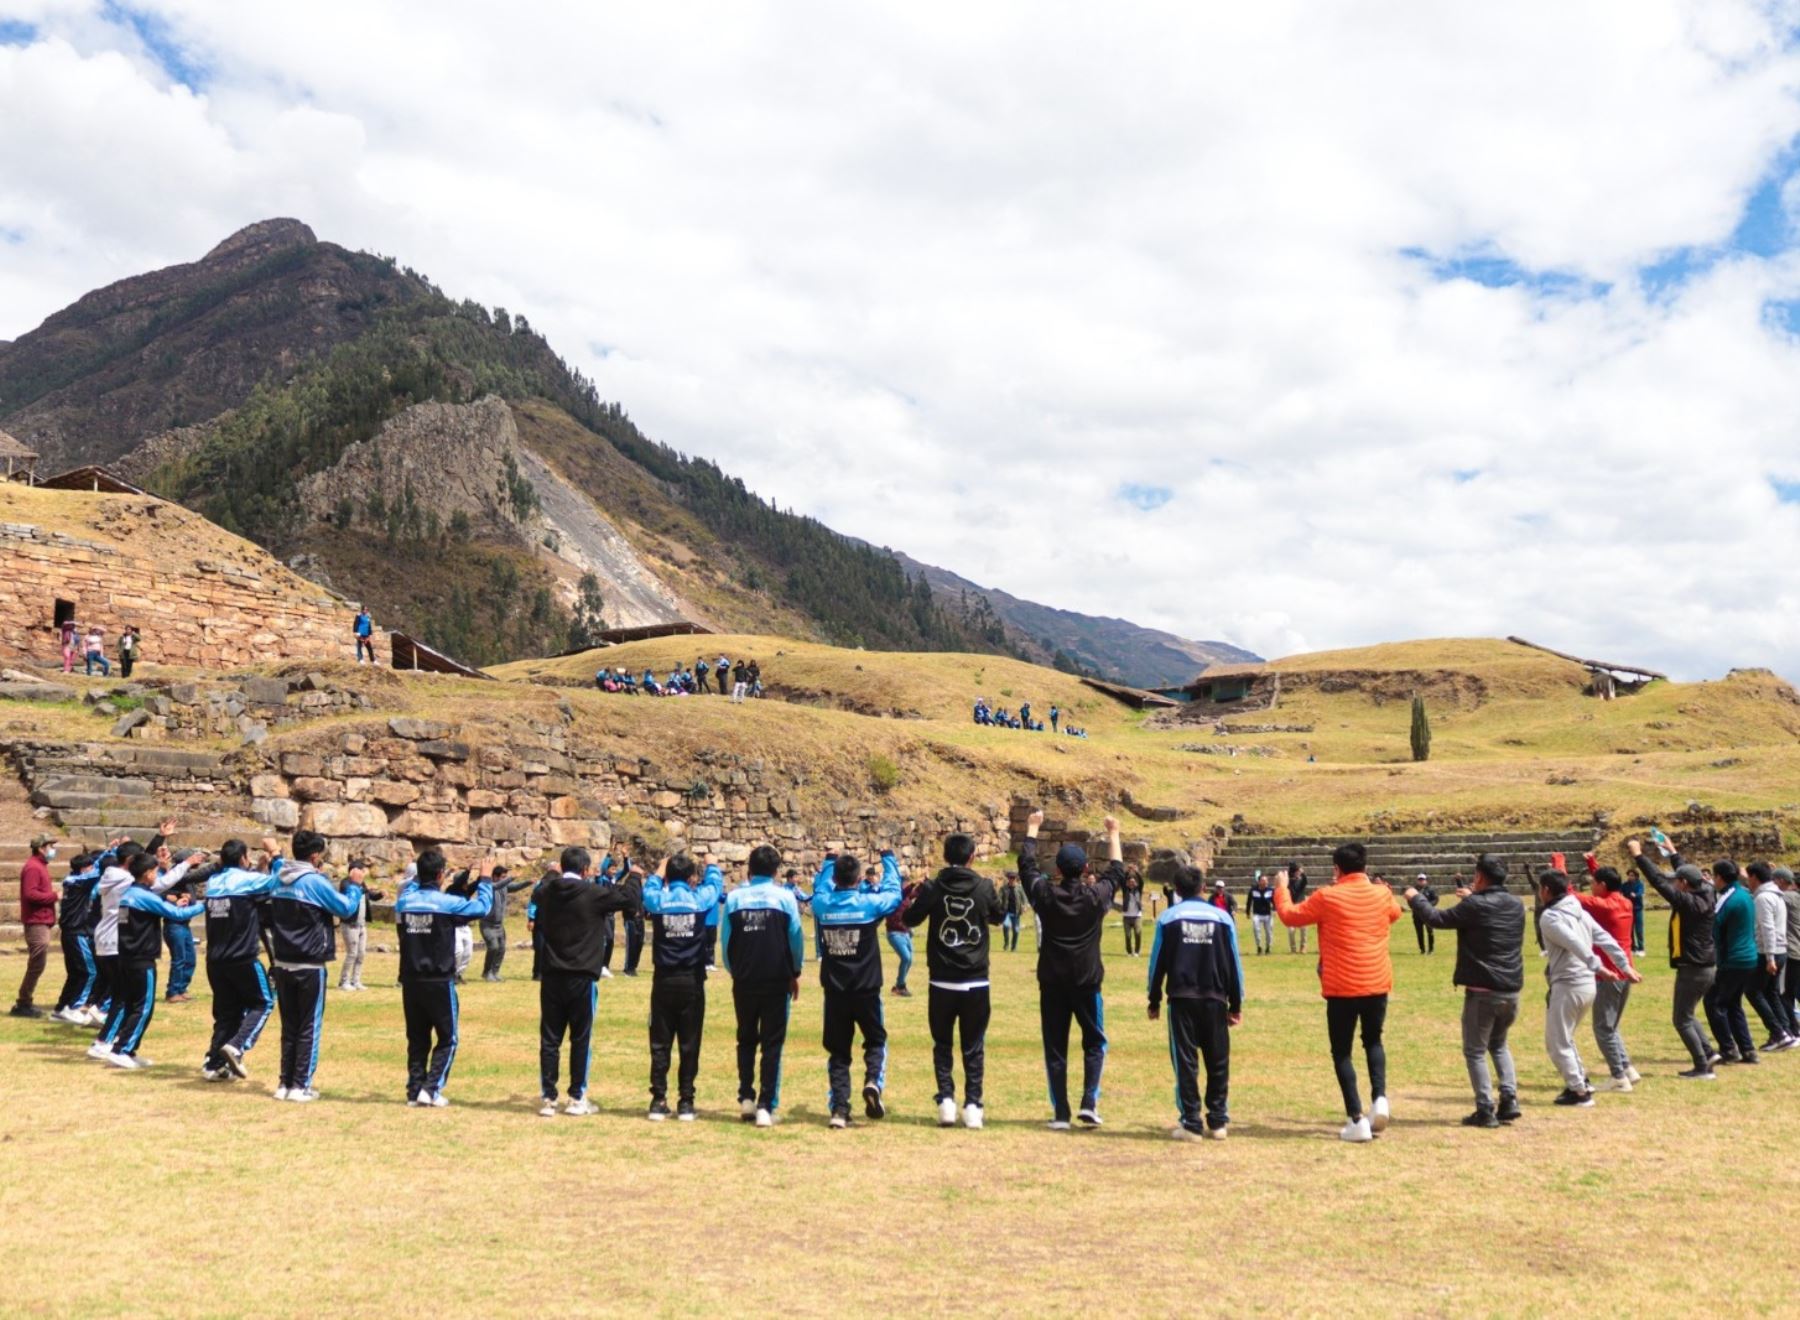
[1054,843,1087,876]
[30,833,56,850]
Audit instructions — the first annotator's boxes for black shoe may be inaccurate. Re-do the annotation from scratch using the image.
[1740,1051,1760,1065]
[623,969,638,977]
[1496,1094,1522,1123]
[863,1083,886,1120]
[892,986,911,998]
[1717,1052,1741,1065]
[9,1004,45,1018]
[1677,1067,1717,1080]
[1462,1108,1500,1129]
[647,1100,671,1122]
[1552,1088,1595,1107]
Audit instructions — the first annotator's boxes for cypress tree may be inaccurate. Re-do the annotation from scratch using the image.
[1410,694,1431,763]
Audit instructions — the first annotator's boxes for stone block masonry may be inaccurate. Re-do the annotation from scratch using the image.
[0,487,381,670]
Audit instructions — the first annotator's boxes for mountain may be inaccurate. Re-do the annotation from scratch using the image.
[0,220,1243,677]
[892,553,1258,688]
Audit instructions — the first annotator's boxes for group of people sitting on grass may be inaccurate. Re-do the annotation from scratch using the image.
[971,696,1086,738]
[13,811,1797,1141]
[596,654,763,702]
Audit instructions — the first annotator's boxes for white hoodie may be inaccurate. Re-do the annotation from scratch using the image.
[1754,885,1788,957]
[95,856,193,955]
[1539,894,1632,989]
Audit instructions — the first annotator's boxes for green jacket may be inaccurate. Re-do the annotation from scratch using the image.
[1714,884,1759,970]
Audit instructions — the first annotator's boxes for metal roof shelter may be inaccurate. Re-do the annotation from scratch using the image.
[548,621,713,658]
[0,429,38,481]
[390,631,493,680]
[35,466,148,495]
[1080,677,1181,709]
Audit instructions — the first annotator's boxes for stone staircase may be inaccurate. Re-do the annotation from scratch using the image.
[13,741,241,848]
[1208,828,1603,892]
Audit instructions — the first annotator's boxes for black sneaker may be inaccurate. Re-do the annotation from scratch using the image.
[8,1004,45,1018]
[862,1083,886,1120]
[1496,1094,1522,1123]
[828,1109,852,1130]
[676,1100,697,1122]
[1677,1067,1717,1080]
[1740,1051,1760,1065]
[647,1100,671,1122]
[1462,1108,1500,1129]
[892,985,912,998]
[1717,1052,1741,1065]
[1552,1088,1595,1107]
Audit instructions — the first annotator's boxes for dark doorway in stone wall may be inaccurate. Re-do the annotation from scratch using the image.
[53,598,75,630]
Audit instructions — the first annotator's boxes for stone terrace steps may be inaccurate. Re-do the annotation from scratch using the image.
[1209,829,1602,889]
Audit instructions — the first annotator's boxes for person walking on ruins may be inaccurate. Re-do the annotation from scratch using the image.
[1405,855,1525,1128]
[721,845,805,1127]
[10,834,59,1018]
[82,624,109,676]
[353,607,375,664]
[1574,860,1644,1090]
[641,854,722,1120]
[1147,860,1243,1140]
[1020,810,1126,1130]
[1286,861,1310,952]
[533,847,643,1117]
[1537,868,1639,1107]
[1628,837,1719,1077]
[1246,871,1276,956]
[265,830,364,1102]
[812,850,905,1128]
[396,851,494,1107]
[903,836,1004,1129]
[197,838,283,1082]
[1274,843,1403,1142]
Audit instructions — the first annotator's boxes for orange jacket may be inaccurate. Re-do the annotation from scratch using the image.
[1274,873,1403,997]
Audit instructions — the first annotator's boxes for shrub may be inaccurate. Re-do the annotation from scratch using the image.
[868,754,900,794]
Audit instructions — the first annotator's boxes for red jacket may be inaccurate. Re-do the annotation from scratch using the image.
[20,854,56,926]
[1576,890,1635,968]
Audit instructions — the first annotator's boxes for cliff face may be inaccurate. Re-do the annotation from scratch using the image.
[0,219,426,469]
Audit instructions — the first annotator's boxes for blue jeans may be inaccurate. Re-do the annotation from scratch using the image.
[886,932,914,989]
[85,650,111,676]
[165,923,197,998]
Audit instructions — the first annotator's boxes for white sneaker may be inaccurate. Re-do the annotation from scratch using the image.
[85,1041,113,1060]
[287,1087,318,1103]
[1340,1116,1373,1143]
[962,1103,984,1130]
[1599,1076,1633,1093]
[428,1091,449,1108]
[563,1096,597,1117]
[599,967,613,979]
[828,1112,849,1129]
[104,1051,138,1069]
[937,1097,957,1127]
[1203,1123,1229,1141]
[55,1007,84,1024]
[1170,1125,1204,1142]
[86,1006,107,1026]
[221,1043,248,1079]
[754,1107,774,1128]
[1077,1107,1103,1127]
[1047,1119,1072,1131]
[1626,1066,1643,1084]
[739,1097,757,1122]
[1370,1096,1390,1133]
[539,1097,558,1118]
[407,1094,426,1107]
[201,1065,230,1081]
[273,1086,290,1101]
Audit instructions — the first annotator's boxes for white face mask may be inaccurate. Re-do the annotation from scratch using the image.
[44,847,57,861]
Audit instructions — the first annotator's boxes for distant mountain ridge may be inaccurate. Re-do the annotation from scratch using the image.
[0,219,1252,681]
[892,552,1259,688]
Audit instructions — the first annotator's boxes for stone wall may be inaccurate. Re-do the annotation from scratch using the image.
[0,491,382,670]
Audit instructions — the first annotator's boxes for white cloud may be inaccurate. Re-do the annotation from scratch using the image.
[4,0,1800,678]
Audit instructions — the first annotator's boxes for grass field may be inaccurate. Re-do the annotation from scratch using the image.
[4,907,1798,1317]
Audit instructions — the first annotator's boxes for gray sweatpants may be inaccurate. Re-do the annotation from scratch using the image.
[1460,991,1518,1110]
[1592,980,1633,1078]
[339,925,367,988]
[1544,981,1596,1090]
[1672,964,1717,1069]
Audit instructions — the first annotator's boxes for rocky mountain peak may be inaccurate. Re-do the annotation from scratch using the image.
[202,217,317,265]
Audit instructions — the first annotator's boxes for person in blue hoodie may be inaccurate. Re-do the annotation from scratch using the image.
[396,850,494,1107]
[1705,859,1761,1065]
[106,852,206,1070]
[811,850,904,1127]
[641,853,722,1120]
[721,845,805,1127]
[265,829,364,1103]
[199,836,285,1082]
[1147,860,1244,1140]
[53,844,118,1024]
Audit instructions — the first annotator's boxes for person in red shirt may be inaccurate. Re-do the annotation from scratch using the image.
[12,834,61,1017]
[1574,853,1640,1092]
